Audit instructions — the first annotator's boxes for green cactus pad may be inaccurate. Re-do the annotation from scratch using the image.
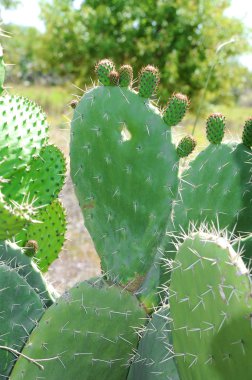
[2,144,66,207]
[0,240,55,306]
[95,58,115,86]
[0,263,44,377]
[0,95,48,180]
[172,142,252,241]
[176,136,196,158]
[138,65,159,98]
[206,113,225,144]
[128,305,179,380]
[170,232,252,380]
[70,85,178,285]
[163,93,189,127]
[10,279,145,380]
[119,64,133,87]
[16,199,66,272]
[242,118,252,148]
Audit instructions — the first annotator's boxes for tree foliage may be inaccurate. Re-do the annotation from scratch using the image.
[0,0,19,9]
[7,1,252,104]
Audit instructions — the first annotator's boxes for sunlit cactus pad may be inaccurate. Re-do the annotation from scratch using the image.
[2,144,66,207]
[170,232,252,380]
[70,59,193,286]
[0,190,36,240]
[0,263,44,377]
[10,278,145,380]
[0,95,48,180]
[16,199,66,272]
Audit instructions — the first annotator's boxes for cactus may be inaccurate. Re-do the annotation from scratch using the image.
[171,114,252,246]
[16,199,67,271]
[0,49,66,269]
[10,278,145,380]
[0,263,44,377]
[70,58,193,289]
[169,231,252,380]
[0,240,56,306]
[128,305,179,379]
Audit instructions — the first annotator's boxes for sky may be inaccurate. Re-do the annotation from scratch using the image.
[0,0,252,68]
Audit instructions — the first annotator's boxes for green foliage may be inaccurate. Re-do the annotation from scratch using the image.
[38,0,250,105]
[3,25,42,82]
[0,0,19,9]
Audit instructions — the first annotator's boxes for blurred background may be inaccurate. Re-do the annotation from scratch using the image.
[0,0,251,292]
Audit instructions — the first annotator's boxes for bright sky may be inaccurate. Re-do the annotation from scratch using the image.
[0,0,252,68]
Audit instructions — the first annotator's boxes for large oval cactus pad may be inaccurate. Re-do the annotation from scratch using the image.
[10,279,145,380]
[71,86,178,285]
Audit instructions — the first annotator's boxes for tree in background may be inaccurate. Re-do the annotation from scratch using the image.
[2,24,42,83]
[0,0,19,9]
[2,0,252,107]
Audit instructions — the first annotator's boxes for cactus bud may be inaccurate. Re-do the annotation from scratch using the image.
[242,118,252,149]
[177,135,197,158]
[109,70,119,86]
[119,64,133,87]
[24,240,39,257]
[163,93,189,127]
[206,113,225,144]
[138,65,159,98]
[95,59,115,86]
[70,99,78,109]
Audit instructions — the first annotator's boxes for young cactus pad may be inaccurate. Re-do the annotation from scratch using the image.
[0,263,44,377]
[70,60,190,286]
[169,232,252,380]
[10,278,145,380]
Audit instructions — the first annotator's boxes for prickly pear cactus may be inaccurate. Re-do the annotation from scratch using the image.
[172,114,252,241]
[128,305,179,379]
[0,47,66,268]
[0,263,44,377]
[170,231,252,380]
[70,59,194,287]
[0,240,55,306]
[10,278,145,380]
